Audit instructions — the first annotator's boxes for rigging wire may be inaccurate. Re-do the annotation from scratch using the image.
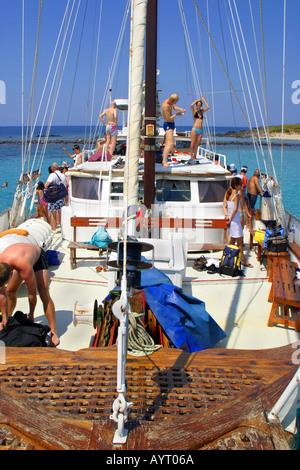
[21,0,25,177]
[206,0,216,152]
[178,0,213,149]
[227,0,269,175]
[27,0,78,176]
[29,0,76,174]
[280,0,287,189]
[23,0,43,175]
[217,0,241,168]
[83,0,99,147]
[63,0,88,143]
[87,0,103,145]
[90,0,131,149]
[257,0,278,183]
[257,0,276,181]
[223,0,261,170]
[192,0,251,130]
[38,1,82,166]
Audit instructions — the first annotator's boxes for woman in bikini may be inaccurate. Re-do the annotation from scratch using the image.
[189,97,210,160]
[223,177,253,268]
[36,181,51,224]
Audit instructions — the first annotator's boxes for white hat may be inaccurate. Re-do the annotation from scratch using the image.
[229,163,237,172]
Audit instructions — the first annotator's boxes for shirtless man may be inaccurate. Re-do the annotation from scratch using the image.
[161,94,185,166]
[0,243,59,346]
[99,101,118,156]
[246,169,264,229]
[62,145,83,168]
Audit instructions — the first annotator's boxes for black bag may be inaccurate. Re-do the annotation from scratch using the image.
[219,245,242,277]
[266,231,288,253]
[43,173,67,203]
[0,311,52,347]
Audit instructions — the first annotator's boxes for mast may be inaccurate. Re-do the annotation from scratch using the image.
[110,0,148,445]
[143,0,157,210]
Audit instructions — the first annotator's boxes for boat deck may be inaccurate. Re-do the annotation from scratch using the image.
[10,228,300,353]
[1,229,299,450]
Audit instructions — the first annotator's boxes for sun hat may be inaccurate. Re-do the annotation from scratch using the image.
[229,163,237,172]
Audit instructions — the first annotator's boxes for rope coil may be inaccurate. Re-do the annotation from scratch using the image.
[124,312,162,357]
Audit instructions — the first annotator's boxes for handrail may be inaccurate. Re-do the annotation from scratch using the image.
[197,145,227,168]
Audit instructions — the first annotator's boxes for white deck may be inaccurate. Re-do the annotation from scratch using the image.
[11,228,300,353]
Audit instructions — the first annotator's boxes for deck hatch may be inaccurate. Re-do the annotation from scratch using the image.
[0,364,264,422]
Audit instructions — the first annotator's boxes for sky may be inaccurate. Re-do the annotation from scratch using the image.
[0,0,300,129]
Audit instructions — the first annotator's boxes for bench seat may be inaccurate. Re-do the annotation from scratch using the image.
[268,258,300,330]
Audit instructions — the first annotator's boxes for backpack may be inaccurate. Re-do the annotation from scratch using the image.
[0,311,52,347]
[263,227,284,248]
[266,231,288,253]
[219,245,241,277]
[43,173,68,203]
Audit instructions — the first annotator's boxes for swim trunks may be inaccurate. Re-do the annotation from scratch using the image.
[106,124,117,136]
[246,193,257,209]
[192,128,203,135]
[163,122,175,132]
[48,198,65,212]
[33,248,49,272]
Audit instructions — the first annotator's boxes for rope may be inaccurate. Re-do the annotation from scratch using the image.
[125,312,162,357]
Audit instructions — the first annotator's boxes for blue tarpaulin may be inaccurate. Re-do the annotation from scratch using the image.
[139,265,226,352]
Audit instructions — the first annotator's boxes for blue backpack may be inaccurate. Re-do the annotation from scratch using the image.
[219,245,241,277]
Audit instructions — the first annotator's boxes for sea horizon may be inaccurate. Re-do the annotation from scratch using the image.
[0,124,299,219]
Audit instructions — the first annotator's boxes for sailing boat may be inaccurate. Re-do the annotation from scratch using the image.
[0,0,300,450]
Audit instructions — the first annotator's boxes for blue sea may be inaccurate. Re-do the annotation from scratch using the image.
[0,125,300,219]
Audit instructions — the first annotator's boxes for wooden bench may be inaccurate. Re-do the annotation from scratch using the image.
[68,216,122,269]
[267,258,300,330]
[68,216,227,269]
[289,241,300,260]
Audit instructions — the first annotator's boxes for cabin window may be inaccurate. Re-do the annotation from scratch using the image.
[71,177,102,200]
[110,182,144,199]
[198,181,228,203]
[156,180,191,202]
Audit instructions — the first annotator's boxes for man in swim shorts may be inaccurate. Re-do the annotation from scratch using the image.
[99,101,118,155]
[246,169,264,229]
[0,243,59,346]
[161,94,185,166]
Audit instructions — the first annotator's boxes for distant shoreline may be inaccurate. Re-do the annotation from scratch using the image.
[218,129,300,141]
[1,128,300,145]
